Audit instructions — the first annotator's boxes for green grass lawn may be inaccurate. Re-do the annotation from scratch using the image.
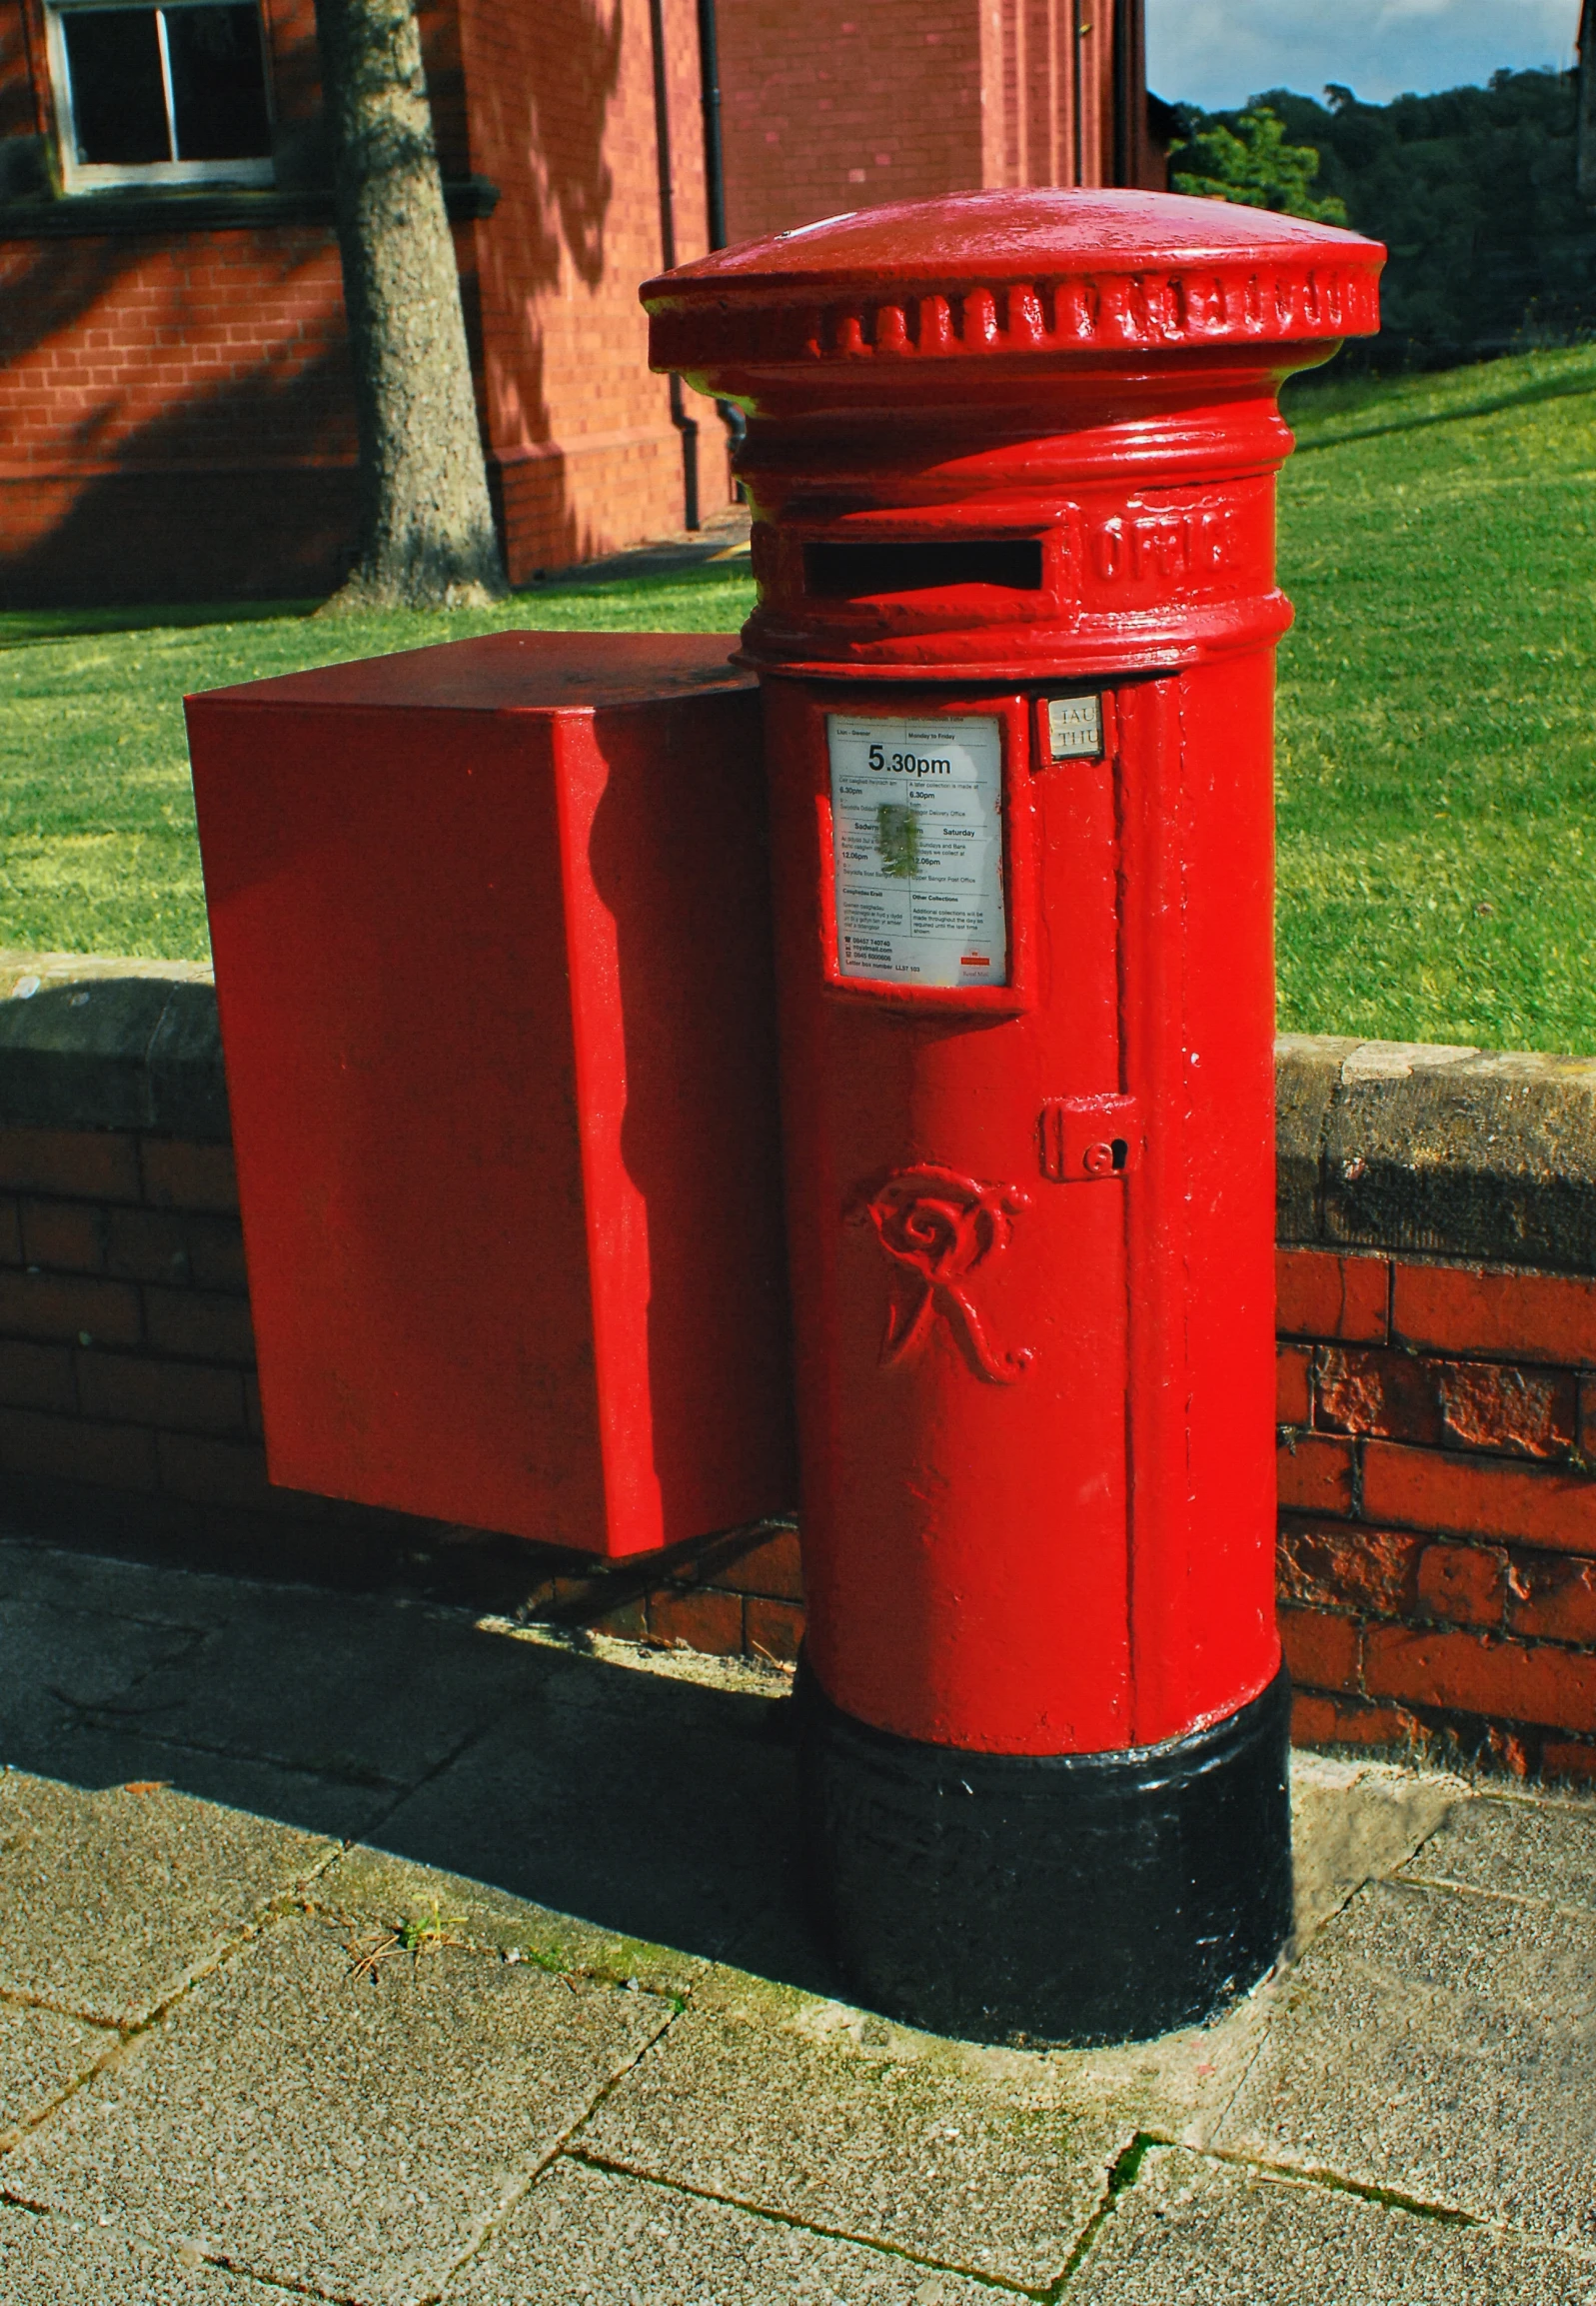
[0,568,757,965]
[4,345,1596,1052]
[1274,349,1596,1054]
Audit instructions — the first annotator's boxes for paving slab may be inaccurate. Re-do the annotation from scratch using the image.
[445,2155,1000,2305]
[0,1538,242,1629]
[0,2001,116,2143]
[0,1770,339,2027]
[316,1844,707,2002]
[367,1634,813,1978]
[575,1964,1256,2290]
[0,2196,284,2302]
[60,1583,569,1792]
[1214,1873,1596,2256]
[0,1593,202,1772]
[1400,1788,1596,1911]
[27,1721,396,1842]
[1066,2144,1596,2306]
[7,1910,673,2306]
[1289,1753,1468,1946]
[7,1534,1596,2305]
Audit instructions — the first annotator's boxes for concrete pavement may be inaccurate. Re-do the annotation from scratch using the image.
[0,1530,1591,2303]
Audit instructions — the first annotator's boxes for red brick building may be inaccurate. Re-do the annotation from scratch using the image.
[0,0,1164,603]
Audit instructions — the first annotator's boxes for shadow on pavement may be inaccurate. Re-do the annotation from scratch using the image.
[0,1536,841,1997]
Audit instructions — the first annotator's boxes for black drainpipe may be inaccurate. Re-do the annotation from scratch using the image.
[697,0,747,491]
[1071,0,1085,186]
[698,0,728,245]
[650,0,700,530]
[1111,0,1143,187]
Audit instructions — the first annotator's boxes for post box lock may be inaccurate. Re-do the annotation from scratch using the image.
[1037,1095,1142,1183]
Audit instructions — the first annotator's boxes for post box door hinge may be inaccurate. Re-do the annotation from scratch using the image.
[1038,1095,1142,1183]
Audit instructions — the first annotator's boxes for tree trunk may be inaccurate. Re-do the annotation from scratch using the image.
[313,0,506,610]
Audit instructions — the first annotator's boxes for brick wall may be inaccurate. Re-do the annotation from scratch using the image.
[717,0,1117,246]
[1272,1037,1596,1785]
[9,962,1589,1781]
[0,221,359,601]
[0,0,360,600]
[0,0,699,601]
[457,0,713,582]
[1278,1247,1596,1770]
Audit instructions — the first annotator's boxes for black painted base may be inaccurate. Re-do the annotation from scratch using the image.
[797,1662,1294,2047]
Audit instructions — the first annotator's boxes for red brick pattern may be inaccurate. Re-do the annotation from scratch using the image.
[0,0,693,596]
[719,1,986,244]
[456,0,707,581]
[1276,1247,1390,1342]
[717,0,1115,246]
[1275,1342,1311,1424]
[1278,1250,1596,1781]
[1393,1262,1596,1365]
[0,229,353,466]
[0,0,356,597]
[1276,1432,1355,1516]
[518,1524,804,1666]
[0,215,360,597]
[0,1128,270,1493]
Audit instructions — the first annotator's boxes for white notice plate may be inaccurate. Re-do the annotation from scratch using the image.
[827,714,1006,988]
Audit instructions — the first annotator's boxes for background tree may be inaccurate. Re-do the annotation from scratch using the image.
[313,0,506,611]
[1174,73,1596,371]
[1170,105,1348,224]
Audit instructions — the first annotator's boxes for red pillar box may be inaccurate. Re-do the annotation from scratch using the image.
[187,634,796,1559]
[646,193,1382,2042]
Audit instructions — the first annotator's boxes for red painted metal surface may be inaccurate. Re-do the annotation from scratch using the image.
[646,189,1383,1752]
[187,633,797,1559]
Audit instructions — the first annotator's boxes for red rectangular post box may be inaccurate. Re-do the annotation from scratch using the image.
[186,632,797,1559]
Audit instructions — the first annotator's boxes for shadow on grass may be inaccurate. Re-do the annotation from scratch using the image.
[0,552,755,653]
[1286,362,1596,456]
[0,600,321,652]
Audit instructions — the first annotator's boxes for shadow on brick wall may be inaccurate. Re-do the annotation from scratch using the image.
[0,331,361,606]
[0,0,633,602]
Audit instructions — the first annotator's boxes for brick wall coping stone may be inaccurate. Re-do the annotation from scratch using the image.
[3,958,1594,1272]
[1279,1033,1596,1275]
[0,950,224,1140]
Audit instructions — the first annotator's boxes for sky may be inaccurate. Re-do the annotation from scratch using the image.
[1145,0,1578,111]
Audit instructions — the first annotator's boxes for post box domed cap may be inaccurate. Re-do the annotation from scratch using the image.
[644,187,1383,370]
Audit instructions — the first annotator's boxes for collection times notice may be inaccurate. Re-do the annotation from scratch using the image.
[826,714,1007,989]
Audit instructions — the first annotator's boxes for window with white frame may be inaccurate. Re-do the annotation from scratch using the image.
[46,0,274,191]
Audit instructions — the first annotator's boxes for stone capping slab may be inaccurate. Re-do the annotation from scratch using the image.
[0,175,501,240]
[0,956,1593,1270]
[1278,1032,1596,1274]
[0,949,226,1141]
